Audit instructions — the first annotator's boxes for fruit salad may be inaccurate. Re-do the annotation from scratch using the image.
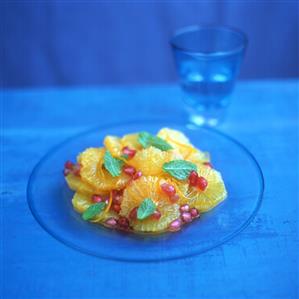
[64,128,227,234]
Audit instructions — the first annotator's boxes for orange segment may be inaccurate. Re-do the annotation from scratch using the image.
[176,166,227,212]
[79,147,130,192]
[157,128,210,163]
[72,192,118,222]
[120,176,180,232]
[104,133,142,157]
[104,136,122,157]
[127,146,182,176]
[65,173,95,194]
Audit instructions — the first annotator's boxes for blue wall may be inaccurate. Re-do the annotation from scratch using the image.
[2,2,298,88]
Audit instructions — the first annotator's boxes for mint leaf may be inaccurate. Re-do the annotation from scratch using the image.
[104,150,124,177]
[137,198,156,220]
[138,132,173,151]
[82,202,106,221]
[163,160,197,180]
[138,132,152,148]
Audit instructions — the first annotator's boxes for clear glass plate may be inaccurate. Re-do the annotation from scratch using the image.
[27,120,264,261]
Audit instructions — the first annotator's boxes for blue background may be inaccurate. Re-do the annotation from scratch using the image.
[2,1,299,88]
[2,81,298,299]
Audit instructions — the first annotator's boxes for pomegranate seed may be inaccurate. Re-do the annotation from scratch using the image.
[169,219,182,232]
[118,216,129,229]
[123,165,136,176]
[151,210,161,220]
[112,189,123,197]
[181,212,192,223]
[63,169,71,176]
[180,204,190,212]
[113,194,122,205]
[72,164,81,176]
[129,207,138,220]
[112,204,121,213]
[197,176,208,191]
[190,208,200,218]
[122,146,136,159]
[91,195,104,203]
[203,162,213,168]
[64,160,74,170]
[160,183,176,197]
[133,171,142,180]
[105,218,117,228]
[169,194,179,203]
[189,170,199,187]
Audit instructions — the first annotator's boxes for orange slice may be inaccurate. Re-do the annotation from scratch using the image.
[65,173,95,194]
[176,165,227,212]
[157,128,210,163]
[72,192,118,222]
[79,147,130,192]
[120,176,180,232]
[127,146,182,176]
[104,133,141,157]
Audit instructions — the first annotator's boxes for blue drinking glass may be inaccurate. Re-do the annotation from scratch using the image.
[170,26,247,126]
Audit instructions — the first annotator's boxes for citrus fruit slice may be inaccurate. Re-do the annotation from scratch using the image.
[79,147,130,192]
[127,146,182,176]
[176,166,227,212]
[65,173,95,194]
[72,192,118,222]
[104,133,141,157]
[157,128,210,163]
[120,176,180,232]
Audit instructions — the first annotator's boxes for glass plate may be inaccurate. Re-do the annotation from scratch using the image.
[27,120,264,261]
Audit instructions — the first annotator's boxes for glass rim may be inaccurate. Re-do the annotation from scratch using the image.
[170,25,248,57]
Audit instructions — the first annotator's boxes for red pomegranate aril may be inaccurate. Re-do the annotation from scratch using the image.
[189,170,199,187]
[63,169,71,176]
[112,204,121,213]
[181,212,192,223]
[133,171,142,180]
[190,208,200,218]
[72,164,81,176]
[180,204,190,213]
[123,165,136,176]
[122,146,136,159]
[113,194,122,205]
[160,183,176,197]
[169,219,182,232]
[169,194,179,203]
[64,160,74,170]
[105,218,117,228]
[91,195,103,203]
[151,210,161,220]
[197,176,208,191]
[129,207,138,220]
[203,162,213,168]
[118,216,129,229]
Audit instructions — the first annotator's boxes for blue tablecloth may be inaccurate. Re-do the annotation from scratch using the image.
[2,80,298,299]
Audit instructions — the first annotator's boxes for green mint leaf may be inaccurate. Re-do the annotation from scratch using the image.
[138,132,152,148]
[104,150,124,177]
[82,202,106,221]
[138,132,173,151]
[163,160,197,180]
[137,198,156,220]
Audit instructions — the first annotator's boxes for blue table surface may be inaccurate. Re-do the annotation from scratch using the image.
[2,80,298,299]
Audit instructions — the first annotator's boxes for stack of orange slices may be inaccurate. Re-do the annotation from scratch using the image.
[64,128,227,233]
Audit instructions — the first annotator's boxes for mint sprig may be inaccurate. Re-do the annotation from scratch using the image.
[104,150,124,177]
[137,198,156,220]
[82,202,106,221]
[163,160,197,180]
[138,132,173,151]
